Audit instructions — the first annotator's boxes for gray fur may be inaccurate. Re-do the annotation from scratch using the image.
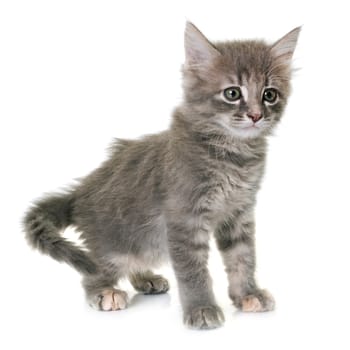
[23,22,300,329]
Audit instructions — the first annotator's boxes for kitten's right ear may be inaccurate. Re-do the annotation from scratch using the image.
[184,22,221,67]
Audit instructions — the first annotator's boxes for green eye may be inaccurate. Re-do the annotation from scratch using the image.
[223,87,241,102]
[263,88,278,103]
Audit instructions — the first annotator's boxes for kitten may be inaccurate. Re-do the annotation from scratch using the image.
[23,22,300,329]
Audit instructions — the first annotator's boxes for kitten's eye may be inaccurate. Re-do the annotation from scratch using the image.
[223,87,241,102]
[263,88,278,104]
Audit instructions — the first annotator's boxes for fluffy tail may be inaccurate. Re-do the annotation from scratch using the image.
[23,192,98,275]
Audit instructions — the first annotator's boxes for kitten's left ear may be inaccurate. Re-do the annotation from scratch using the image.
[271,27,301,64]
[184,22,221,67]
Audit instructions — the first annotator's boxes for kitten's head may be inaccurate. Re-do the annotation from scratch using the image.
[182,22,300,140]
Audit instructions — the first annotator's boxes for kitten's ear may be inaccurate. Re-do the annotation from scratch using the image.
[184,22,221,67]
[270,27,301,64]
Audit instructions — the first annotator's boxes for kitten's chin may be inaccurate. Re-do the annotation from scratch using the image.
[218,121,265,140]
[231,126,264,139]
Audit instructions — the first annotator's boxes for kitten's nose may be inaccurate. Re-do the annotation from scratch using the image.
[247,112,263,123]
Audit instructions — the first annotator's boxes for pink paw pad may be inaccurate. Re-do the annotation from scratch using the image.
[99,289,128,311]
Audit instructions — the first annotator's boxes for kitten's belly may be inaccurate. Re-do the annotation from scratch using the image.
[106,249,169,276]
[103,213,169,274]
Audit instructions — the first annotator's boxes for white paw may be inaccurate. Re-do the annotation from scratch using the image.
[96,289,128,311]
[240,290,275,312]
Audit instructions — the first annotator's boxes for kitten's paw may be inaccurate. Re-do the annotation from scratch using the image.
[184,305,225,330]
[237,289,275,312]
[90,289,128,311]
[133,275,169,294]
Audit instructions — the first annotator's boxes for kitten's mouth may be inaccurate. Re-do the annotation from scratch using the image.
[241,124,260,130]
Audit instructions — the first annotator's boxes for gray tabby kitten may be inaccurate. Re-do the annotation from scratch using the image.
[23,22,300,329]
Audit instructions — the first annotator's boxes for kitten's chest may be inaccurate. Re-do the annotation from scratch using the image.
[200,157,265,219]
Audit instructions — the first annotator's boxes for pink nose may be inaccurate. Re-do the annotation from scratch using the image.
[247,112,262,123]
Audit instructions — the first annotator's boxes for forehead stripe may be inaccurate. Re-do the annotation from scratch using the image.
[240,86,248,102]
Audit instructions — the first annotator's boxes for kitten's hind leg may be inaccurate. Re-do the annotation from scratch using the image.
[129,270,169,294]
[82,274,128,311]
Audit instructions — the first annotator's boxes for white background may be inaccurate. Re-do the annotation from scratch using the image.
[1,0,349,349]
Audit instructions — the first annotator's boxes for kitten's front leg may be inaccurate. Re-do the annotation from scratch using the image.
[215,215,275,312]
[167,221,224,329]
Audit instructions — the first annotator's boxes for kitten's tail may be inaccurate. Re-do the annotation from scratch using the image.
[23,192,98,275]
